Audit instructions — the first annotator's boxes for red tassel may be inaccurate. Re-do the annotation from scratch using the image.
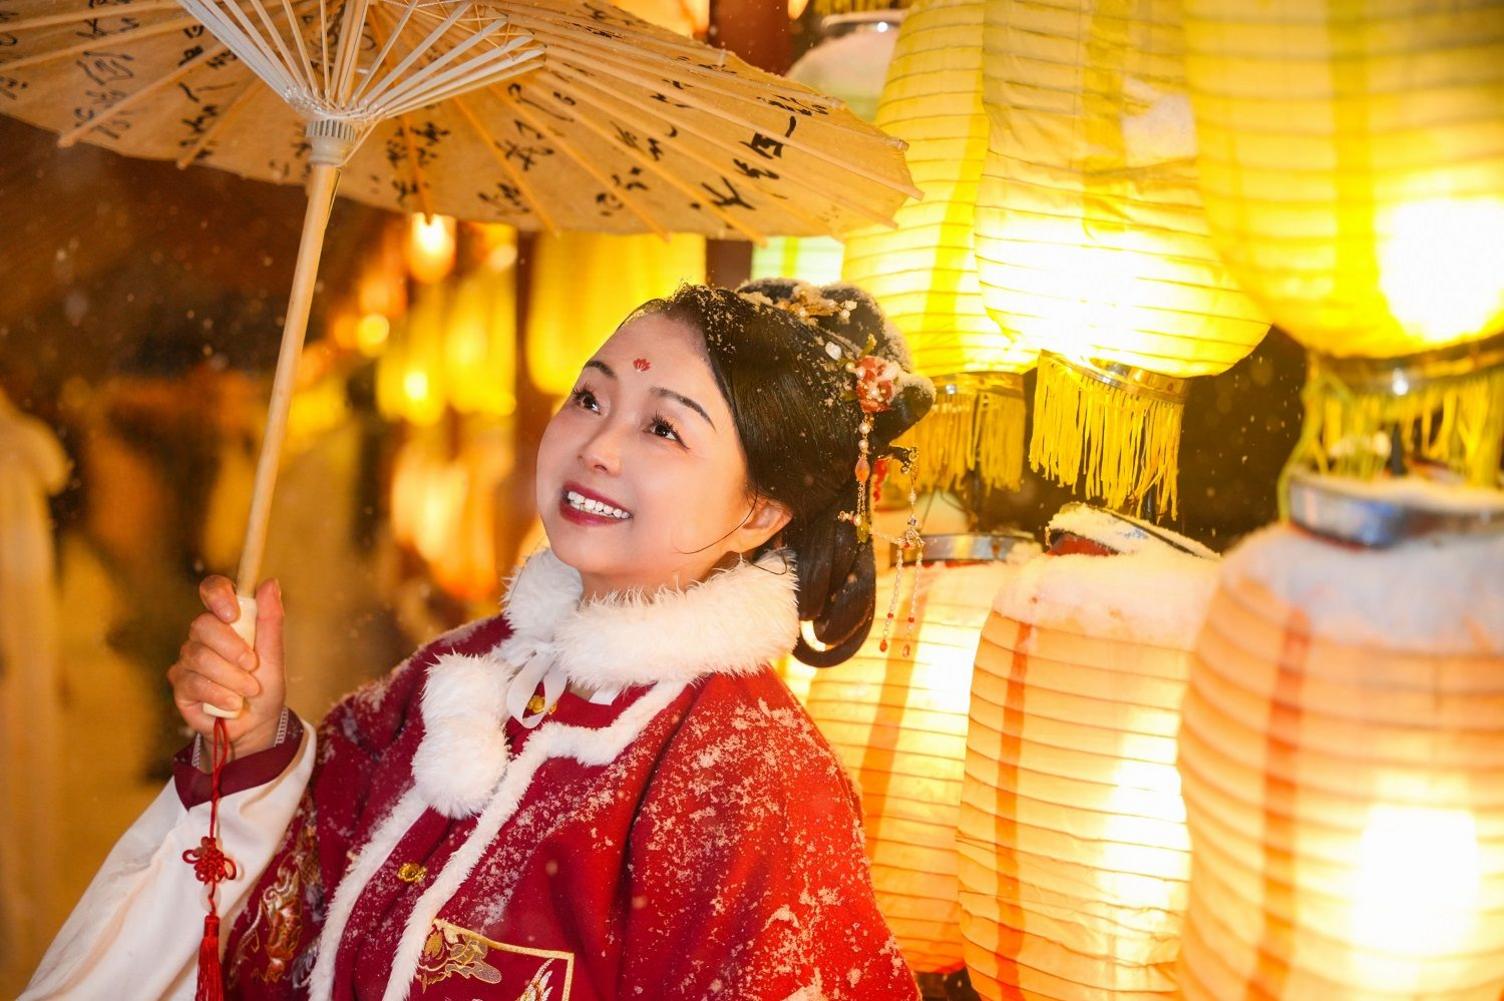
[183,718,237,1001]
[195,913,225,1001]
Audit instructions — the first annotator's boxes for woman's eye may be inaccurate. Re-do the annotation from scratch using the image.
[649,418,681,443]
[569,388,599,412]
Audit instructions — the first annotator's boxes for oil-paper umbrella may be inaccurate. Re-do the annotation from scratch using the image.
[0,1,914,990]
[0,0,915,631]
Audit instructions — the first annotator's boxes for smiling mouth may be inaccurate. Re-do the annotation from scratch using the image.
[563,489,632,521]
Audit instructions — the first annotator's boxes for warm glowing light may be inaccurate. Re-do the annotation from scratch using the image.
[1352,806,1480,979]
[355,313,390,356]
[1378,198,1504,349]
[407,213,457,284]
[806,561,1013,974]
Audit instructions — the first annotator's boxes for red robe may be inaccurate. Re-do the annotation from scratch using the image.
[213,612,918,1000]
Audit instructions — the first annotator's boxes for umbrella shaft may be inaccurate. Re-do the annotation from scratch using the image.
[236,162,342,596]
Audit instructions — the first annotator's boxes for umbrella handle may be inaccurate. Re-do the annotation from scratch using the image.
[202,593,258,720]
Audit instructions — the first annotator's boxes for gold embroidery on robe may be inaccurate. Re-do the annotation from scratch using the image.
[231,818,321,983]
[416,918,575,999]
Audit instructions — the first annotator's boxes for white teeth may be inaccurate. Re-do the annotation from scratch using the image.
[565,490,631,520]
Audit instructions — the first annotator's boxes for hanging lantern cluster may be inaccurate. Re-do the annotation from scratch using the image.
[958,506,1218,1000]
[844,0,1039,495]
[973,0,1269,517]
[389,425,516,602]
[1182,0,1504,486]
[376,239,519,426]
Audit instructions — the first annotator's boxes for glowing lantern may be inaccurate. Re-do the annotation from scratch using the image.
[1175,489,1504,999]
[843,0,1038,494]
[958,507,1219,999]
[805,545,1027,974]
[389,425,515,601]
[407,213,457,285]
[1182,0,1504,484]
[525,232,705,397]
[444,267,518,420]
[974,0,1268,517]
[751,12,902,287]
[377,284,448,426]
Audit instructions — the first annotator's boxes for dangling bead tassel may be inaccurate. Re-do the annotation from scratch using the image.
[183,717,238,1001]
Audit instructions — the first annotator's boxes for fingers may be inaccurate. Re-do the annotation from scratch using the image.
[175,671,247,718]
[198,575,240,623]
[188,611,257,670]
[172,642,262,704]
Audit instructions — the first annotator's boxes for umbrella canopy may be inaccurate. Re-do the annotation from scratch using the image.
[0,0,916,239]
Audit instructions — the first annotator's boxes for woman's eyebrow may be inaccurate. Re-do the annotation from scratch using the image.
[590,357,714,429]
[653,387,716,430]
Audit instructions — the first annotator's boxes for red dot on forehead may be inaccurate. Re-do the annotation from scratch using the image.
[633,357,651,371]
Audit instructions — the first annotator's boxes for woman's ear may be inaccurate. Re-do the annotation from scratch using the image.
[738,494,793,552]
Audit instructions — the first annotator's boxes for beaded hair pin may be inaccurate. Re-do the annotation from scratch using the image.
[736,283,925,654]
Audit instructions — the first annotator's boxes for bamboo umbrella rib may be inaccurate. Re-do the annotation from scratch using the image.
[375,24,539,116]
[0,16,205,71]
[540,65,844,239]
[57,38,233,147]
[357,0,480,108]
[333,0,372,102]
[490,82,668,236]
[241,0,314,97]
[2,1,181,31]
[318,0,331,96]
[190,0,302,94]
[380,44,543,119]
[529,71,763,242]
[546,61,896,231]
[449,93,560,232]
[348,0,423,105]
[277,0,317,98]
[174,73,264,167]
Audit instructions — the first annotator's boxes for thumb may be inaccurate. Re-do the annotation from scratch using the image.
[253,577,286,677]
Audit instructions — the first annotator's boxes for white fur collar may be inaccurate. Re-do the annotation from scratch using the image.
[413,548,798,818]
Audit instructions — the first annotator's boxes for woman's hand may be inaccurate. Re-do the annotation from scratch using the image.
[168,575,288,762]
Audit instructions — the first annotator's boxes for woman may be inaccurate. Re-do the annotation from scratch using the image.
[24,280,933,1001]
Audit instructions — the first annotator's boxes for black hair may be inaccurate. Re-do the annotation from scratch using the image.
[628,279,933,667]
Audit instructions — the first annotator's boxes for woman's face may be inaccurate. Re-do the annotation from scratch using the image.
[535,312,789,599]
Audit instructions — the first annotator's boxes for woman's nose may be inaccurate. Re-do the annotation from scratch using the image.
[578,424,622,475]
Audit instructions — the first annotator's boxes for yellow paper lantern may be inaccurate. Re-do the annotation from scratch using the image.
[445,266,518,420]
[805,554,1020,974]
[842,0,1039,494]
[525,232,705,397]
[958,511,1219,999]
[407,213,458,285]
[1182,0,1504,484]
[975,0,1269,517]
[1175,512,1504,1000]
[377,285,449,427]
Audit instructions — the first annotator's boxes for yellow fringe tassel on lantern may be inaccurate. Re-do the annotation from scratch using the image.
[1030,353,1187,520]
[904,374,1027,495]
[1284,336,1504,497]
